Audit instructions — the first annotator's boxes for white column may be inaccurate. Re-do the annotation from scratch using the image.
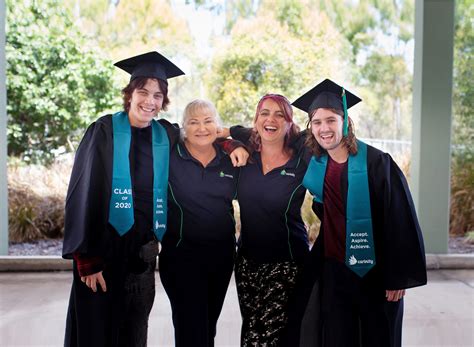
[412,0,455,253]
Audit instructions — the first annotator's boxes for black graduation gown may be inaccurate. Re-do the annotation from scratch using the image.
[284,144,427,347]
[62,114,179,347]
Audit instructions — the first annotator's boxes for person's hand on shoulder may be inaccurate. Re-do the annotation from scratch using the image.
[217,127,230,139]
[230,147,249,167]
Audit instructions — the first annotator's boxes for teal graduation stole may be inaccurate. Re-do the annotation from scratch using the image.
[302,140,376,277]
[108,112,169,241]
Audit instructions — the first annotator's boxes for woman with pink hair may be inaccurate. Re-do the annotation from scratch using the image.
[225,94,310,346]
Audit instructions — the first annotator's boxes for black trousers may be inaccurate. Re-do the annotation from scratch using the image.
[65,258,156,347]
[320,260,403,347]
[159,247,234,347]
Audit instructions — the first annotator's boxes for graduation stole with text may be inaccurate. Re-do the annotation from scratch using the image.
[303,140,376,277]
[108,111,169,241]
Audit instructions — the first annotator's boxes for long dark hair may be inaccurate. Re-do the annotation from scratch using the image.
[121,77,170,113]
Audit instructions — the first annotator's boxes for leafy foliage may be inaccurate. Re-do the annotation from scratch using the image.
[450,0,474,236]
[64,0,199,123]
[66,0,194,60]
[207,0,353,126]
[6,0,118,164]
[452,0,474,147]
[450,149,474,235]
[317,0,415,139]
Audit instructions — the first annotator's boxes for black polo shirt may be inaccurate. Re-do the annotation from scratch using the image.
[231,127,310,263]
[163,142,239,253]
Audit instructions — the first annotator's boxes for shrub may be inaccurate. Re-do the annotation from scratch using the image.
[8,158,71,242]
[450,149,474,236]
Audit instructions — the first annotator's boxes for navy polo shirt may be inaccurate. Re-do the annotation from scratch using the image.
[237,149,310,264]
[163,142,239,252]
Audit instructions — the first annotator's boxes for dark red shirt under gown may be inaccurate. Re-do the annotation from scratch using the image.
[323,157,347,263]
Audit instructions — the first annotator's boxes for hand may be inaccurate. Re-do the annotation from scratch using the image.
[386,289,405,302]
[229,147,249,167]
[81,271,107,293]
[217,127,230,138]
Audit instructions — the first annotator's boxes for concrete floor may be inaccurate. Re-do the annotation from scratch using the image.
[0,270,472,347]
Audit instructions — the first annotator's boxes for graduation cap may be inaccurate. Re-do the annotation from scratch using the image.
[114,51,185,82]
[292,79,361,136]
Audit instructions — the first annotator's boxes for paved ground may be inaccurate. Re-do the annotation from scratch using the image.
[0,270,472,347]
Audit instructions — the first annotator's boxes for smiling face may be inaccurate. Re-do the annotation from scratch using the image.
[128,79,164,127]
[183,103,219,149]
[254,99,291,146]
[310,108,345,153]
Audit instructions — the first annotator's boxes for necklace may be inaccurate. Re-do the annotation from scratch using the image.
[261,152,290,173]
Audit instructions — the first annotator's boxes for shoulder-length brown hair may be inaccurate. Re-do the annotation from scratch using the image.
[248,94,300,154]
[121,77,170,113]
[305,108,358,157]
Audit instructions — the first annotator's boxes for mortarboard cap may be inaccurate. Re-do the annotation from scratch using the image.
[292,79,361,136]
[114,51,185,82]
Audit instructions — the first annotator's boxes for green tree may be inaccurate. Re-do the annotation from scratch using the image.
[66,0,194,60]
[452,0,474,147]
[207,0,354,126]
[450,0,474,236]
[6,0,118,164]
[358,52,411,139]
[65,0,198,122]
[317,0,415,140]
[186,0,259,34]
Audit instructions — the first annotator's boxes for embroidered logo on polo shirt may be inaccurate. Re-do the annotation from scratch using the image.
[280,169,295,177]
[219,171,234,179]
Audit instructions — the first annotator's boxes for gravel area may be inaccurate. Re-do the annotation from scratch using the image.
[7,236,474,255]
[448,236,474,254]
[8,239,63,256]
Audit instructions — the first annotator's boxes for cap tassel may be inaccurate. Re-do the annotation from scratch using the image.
[342,88,348,137]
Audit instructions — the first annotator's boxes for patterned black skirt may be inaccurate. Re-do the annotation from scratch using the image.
[235,255,300,347]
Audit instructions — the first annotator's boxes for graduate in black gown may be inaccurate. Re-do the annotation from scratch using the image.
[285,79,427,347]
[62,51,186,347]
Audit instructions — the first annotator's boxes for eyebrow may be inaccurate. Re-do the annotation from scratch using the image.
[312,115,337,121]
[260,108,283,114]
[137,87,162,94]
[189,116,214,121]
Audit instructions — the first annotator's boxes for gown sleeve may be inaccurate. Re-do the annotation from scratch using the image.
[158,118,181,147]
[62,117,113,259]
[369,150,427,289]
[229,125,253,144]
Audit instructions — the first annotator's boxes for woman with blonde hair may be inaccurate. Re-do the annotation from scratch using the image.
[159,99,243,347]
